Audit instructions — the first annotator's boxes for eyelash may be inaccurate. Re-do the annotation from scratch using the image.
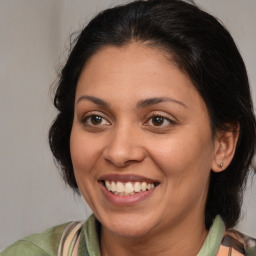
[81,113,111,127]
[144,114,176,128]
[80,112,176,129]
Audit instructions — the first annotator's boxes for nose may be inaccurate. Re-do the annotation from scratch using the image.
[102,125,146,168]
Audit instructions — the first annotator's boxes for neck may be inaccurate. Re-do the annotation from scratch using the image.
[100,213,208,256]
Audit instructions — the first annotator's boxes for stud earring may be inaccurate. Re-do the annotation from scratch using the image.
[220,163,224,168]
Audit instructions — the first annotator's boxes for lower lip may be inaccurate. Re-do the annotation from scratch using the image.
[99,182,157,206]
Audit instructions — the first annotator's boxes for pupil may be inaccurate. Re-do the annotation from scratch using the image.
[153,116,163,126]
[91,115,102,125]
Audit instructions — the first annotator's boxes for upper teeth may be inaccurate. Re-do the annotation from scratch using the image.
[105,181,155,195]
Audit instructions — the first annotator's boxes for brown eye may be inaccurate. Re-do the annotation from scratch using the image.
[82,114,110,127]
[146,114,175,128]
[152,116,164,126]
[90,115,103,125]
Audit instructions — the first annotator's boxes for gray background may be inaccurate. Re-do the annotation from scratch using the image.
[0,0,255,251]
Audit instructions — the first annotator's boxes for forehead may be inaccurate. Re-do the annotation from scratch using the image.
[76,43,199,102]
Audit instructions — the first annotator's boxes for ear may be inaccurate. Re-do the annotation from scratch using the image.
[211,123,239,173]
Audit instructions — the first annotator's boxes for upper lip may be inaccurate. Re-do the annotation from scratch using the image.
[98,174,159,184]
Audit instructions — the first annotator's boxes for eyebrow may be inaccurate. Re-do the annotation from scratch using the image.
[76,95,187,109]
[76,95,110,107]
[136,97,187,109]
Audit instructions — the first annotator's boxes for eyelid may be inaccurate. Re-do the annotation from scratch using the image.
[143,112,177,127]
[81,111,111,125]
[146,111,176,122]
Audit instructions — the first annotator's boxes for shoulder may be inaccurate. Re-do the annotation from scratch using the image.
[222,229,256,256]
[1,222,70,256]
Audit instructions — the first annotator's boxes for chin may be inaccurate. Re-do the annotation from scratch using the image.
[100,212,157,238]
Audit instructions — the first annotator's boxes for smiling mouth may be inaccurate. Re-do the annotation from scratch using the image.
[102,180,160,196]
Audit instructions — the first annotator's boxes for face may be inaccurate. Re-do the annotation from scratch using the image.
[70,43,218,239]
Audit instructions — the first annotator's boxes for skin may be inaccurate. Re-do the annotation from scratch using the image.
[70,43,235,256]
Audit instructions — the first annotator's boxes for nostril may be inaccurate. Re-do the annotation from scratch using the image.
[103,157,130,168]
[102,132,146,167]
[103,145,146,168]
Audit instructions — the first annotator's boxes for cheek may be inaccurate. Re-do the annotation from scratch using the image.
[148,127,214,180]
[70,128,101,204]
[70,127,98,176]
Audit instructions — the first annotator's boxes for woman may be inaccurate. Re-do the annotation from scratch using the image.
[1,0,256,255]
